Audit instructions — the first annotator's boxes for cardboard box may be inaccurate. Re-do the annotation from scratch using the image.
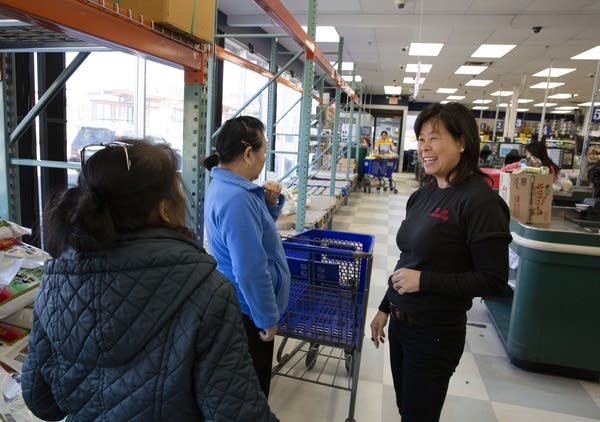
[499,172,553,224]
[116,0,215,43]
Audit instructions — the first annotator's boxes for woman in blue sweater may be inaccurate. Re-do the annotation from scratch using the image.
[203,116,291,397]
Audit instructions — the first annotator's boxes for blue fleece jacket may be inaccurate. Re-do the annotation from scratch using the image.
[204,167,291,329]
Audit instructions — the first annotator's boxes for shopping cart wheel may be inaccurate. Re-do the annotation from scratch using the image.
[363,186,367,192]
[344,350,353,375]
[305,343,319,369]
[383,187,388,192]
[394,188,398,194]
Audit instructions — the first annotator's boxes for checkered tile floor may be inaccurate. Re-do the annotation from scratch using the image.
[269,172,600,422]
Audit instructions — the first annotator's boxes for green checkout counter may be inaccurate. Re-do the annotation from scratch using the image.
[485,207,600,379]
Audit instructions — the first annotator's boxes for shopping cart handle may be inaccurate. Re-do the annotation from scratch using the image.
[282,240,372,259]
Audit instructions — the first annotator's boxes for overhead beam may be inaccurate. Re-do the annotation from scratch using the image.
[0,0,207,73]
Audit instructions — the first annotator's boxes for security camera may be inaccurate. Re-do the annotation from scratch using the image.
[531,26,542,34]
[394,0,406,9]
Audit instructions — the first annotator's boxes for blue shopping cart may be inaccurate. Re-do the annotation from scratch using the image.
[274,229,374,422]
[362,156,398,193]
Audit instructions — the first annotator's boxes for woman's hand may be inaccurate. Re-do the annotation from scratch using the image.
[263,181,282,206]
[369,311,389,349]
[259,325,278,342]
[391,268,421,294]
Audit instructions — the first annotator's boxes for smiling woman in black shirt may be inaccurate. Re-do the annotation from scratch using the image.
[369,102,512,422]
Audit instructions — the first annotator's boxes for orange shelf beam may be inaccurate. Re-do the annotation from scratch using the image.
[0,0,207,75]
[254,0,359,104]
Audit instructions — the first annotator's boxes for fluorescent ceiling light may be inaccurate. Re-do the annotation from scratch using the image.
[555,106,578,110]
[409,42,444,56]
[498,103,508,107]
[342,75,362,82]
[547,93,573,99]
[384,85,402,95]
[403,76,426,84]
[329,61,354,71]
[447,95,465,100]
[301,26,339,42]
[532,68,576,77]
[440,100,450,104]
[405,63,432,73]
[534,102,558,107]
[471,44,516,58]
[455,65,487,75]
[572,46,600,60]
[437,88,457,94]
[518,99,534,103]
[551,110,572,114]
[530,82,565,89]
[577,102,596,106]
[516,108,530,112]
[490,90,513,96]
[472,106,489,110]
[465,79,492,87]
[473,99,492,104]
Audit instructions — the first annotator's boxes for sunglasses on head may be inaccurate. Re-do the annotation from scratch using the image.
[80,141,133,171]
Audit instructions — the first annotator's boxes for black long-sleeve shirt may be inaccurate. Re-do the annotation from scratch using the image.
[380,174,512,314]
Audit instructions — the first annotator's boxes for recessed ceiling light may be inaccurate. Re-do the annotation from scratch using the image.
[455,65,488,75]
[384,85,402,95]
[490,90,513,96]
[465,79,492,87]
[555,106,578,110]
[329,61,354,71]
[301,26,339,42]
[342,75,362,82]
[473,99,492,104]
[530,82,565,89]
[534,102,558,107]
[547,93,573,99]
[571,45,600,60]
[403,76,426,84]
[409,42,444,56]
[471,44,516,58]
[472,106,489,110]
[516,108,530,112]
[437,88,457,94]
[447,95,465,100]
[405,63,433,73]
[518,99,534,103]
[532,68,576,77]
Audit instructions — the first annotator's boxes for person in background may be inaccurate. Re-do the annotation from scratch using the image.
[479,144,492,165]
[203,116,291,397]
[22,140,277,421]
[525,141,560,181]
[369,102,512,422]
[375,130,394,154]
[503,148,522,166]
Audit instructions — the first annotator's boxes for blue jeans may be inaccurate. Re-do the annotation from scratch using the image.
[388,310,466,422]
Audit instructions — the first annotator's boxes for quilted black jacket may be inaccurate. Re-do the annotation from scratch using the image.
[22,228,278,422]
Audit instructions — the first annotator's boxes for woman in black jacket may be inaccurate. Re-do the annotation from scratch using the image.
[22,139,278,422]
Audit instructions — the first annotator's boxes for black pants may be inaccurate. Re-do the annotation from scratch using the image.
[242,314,274,397]
[388,310,466,422]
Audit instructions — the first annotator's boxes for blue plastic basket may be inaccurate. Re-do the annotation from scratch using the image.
[279,229,374,348]
[363,157,398,178]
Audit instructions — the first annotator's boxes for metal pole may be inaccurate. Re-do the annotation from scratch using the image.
[577,59,600,186]
[9,52,89,145]
[266,37,278,175]
[329,37,343,196]
[539,62,552,141]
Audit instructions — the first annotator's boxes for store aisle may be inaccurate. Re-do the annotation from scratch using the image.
[269,172,600,422]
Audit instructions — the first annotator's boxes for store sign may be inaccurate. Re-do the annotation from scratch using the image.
[515,118,523,129]
[592,106,600,123]
[496,120,504,130]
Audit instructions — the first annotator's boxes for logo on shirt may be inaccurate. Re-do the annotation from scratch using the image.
[429,207,449,222]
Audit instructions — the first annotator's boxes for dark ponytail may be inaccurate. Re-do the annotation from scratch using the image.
[44,139,184,257]
[203,116,265,170]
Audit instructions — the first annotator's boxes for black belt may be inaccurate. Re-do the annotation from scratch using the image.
[389,303,416,324]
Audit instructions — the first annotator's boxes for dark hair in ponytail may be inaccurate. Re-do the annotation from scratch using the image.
[203,116,265,170]
[44,139,184,257]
